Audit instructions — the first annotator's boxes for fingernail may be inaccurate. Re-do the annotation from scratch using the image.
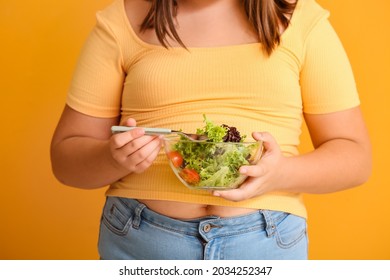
[240,167,247,174]
[213,191,220,197]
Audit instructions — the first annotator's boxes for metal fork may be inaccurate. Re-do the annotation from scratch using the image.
[111,126,209,142]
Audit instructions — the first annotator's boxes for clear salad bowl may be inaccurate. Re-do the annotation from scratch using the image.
[163,135,263,190]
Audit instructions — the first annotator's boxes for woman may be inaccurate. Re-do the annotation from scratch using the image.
[50,0,372,259]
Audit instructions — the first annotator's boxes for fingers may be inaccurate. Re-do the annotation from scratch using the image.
[239,164,264,178]
[239,131,279,177]
[111,127,145,149]
[213,131,281,202]
[213,182,261,202]
[123,117,137,127]
[213,187,247,202]
[110,127,163,173]
[132,139,163,174]
[252,131,279,155]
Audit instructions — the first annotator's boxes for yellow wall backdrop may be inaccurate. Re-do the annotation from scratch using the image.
[0,0,389,259]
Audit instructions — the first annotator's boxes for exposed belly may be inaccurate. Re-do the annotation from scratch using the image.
[138,199,257,219]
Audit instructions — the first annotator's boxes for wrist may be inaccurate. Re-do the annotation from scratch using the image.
[275,155,297,192]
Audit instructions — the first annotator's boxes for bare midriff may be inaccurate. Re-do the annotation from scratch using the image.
[138,199,257,219]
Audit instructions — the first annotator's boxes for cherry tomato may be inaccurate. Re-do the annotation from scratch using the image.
[168,151,184,168]
[179,168,200,184]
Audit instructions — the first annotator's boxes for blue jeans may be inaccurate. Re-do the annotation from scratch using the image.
[98,197,308,260]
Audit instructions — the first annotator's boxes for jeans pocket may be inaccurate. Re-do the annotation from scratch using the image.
[274,213,307,249]
[101,197,134,236]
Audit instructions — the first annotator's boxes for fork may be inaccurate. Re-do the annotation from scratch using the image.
[111,126,209,142]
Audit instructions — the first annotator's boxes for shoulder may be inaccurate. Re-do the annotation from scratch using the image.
[279,0,333,67]
[96,0,151,43]
[283,0,331,47]
[293,0,330,38]
[95,0,127,29]
[123,0,150,28]
[93,0,148,50]
[95,0,147,33]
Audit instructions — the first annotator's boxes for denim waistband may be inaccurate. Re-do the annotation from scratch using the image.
[115,197,284,241]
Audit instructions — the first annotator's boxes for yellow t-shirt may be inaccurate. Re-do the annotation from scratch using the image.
[66,0,360,218]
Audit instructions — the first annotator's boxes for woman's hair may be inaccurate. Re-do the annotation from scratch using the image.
[140,0,297,55]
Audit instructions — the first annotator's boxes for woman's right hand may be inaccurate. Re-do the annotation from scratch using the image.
[109,118,163,174]
[51,106,163,188]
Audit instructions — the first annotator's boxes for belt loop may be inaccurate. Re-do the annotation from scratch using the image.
[132,202,146,229]
[260,210,276,237]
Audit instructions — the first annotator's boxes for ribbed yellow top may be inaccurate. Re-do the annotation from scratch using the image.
[66,0,360,218]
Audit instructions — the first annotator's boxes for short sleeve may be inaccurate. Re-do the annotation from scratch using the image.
[66,12,125,118]
[300,18,360,114]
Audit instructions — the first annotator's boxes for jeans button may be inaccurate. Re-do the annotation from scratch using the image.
[203,224,211,233]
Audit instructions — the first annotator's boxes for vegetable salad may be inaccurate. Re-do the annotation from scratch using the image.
[166,116,261,189]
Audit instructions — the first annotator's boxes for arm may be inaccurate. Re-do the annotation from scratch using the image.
[213,106,372,201]
[50,105,163,189]
[297,107,372,192]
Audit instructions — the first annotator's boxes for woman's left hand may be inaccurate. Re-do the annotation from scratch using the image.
[213,131,287,201]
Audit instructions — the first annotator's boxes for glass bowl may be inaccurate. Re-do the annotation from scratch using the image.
[163,135,263,190]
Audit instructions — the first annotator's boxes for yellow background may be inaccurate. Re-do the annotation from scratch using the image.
[0,0,389,259]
